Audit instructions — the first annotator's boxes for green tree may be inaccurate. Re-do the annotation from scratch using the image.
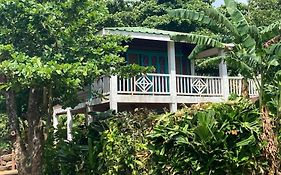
[104,0,212,32]
[248,0,281,27]
[169,0,281,173]
[0,0,148,174]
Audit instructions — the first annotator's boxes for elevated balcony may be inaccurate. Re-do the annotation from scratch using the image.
[84,73,259,112]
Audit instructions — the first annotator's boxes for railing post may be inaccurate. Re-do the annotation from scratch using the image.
[52,105,59,138]
[52,111,58,130]
[219,50,229,100]
[110,75,118,112]
[168,41,177,112]
[66,107,73,141]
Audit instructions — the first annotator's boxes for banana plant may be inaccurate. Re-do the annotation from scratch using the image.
[168,0,281,173]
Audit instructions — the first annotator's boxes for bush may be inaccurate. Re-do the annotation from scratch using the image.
[149,98,266,174]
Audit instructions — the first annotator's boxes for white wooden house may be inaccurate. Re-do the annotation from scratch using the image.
[53,27,259,141]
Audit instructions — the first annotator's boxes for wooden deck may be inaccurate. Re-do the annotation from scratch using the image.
[0,152,17,175]
[0,170,18,175]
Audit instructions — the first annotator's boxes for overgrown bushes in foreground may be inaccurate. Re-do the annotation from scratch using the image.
[44,98,271,174]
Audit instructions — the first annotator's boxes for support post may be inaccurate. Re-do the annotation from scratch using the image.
[85,105,93,125]
[168,41,177,112]
[66,108,73,141]
[110,75,118,112]
[190,59,195,75]
[219,50,229,100]
[52,111,58,130]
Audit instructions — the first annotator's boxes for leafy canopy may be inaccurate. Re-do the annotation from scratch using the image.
[0,0,149,107]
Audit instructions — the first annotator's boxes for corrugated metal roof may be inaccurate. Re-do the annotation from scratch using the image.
[104,27,187,37]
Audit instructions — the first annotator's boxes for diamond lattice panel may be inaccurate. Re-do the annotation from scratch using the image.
[135,75,153,92]
[192,78,207,94]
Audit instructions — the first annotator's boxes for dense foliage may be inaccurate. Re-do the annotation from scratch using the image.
[1,0,281,174]
[104,0,212,32]
[0,114,10,154]
[169,0,281,172]
[44,98,268,174]
[0,0,150,173]
[248,0,281,27]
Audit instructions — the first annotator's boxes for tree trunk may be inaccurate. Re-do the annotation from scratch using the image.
[259,74,279,174]
[261,105,279,175]
[26,88,44,175]
[241,78,249,98]
[5,88,44,175]
[5,90,29,174]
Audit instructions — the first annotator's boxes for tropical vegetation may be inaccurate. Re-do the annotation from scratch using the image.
[169,0,281,173]
[43,98,269,174]
[0,0,281,174]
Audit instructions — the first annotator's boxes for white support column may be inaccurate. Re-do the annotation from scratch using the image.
[52,111,58,130]
[66,108,73,141]
[219,50,229,100]
[85,105,93,126]
[168,41,177,112]
[109,75,118,112]
[190,59,195,75]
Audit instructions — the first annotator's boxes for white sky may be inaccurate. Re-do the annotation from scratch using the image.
[213,0,248,7]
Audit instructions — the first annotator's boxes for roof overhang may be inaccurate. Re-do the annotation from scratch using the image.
[97,27,176,42]
[97,27,234,58]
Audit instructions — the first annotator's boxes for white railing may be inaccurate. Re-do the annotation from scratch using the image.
[228,77,259,97]
[88,74,259,103]
[117,73,170,95]
[248,79,259,97]
[176,75,223,96]
[229,77,243,95]
[91,76,110,99]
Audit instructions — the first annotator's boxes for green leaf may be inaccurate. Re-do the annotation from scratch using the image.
[236,135,256,147]
[188,45,207,59]
[204,8,239,37]
[171,34,224,48]
[267,42,281,57]
[168,9,215,26]
[224,0,256,53]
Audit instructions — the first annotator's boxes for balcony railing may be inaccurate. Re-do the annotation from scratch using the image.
[117,73,170,95]
[228,77,259,97]
[86,74,259,102]
[176,75,222,96]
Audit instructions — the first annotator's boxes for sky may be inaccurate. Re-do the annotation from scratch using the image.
[213,0,248,7]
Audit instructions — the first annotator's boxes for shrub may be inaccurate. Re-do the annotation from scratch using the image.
[148,98,266,174]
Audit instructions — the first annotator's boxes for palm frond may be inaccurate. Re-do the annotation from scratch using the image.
[171,33,225,48]
[197,56,223,67]
[260,20,281,34]
[248,25,260,42]
[188,45,208,59]
[227,51,257,76]
[204,8,239,37]
[224,0,256,53]
[260,20,281,40]
[168,9,214,25]
[267,42,281,57]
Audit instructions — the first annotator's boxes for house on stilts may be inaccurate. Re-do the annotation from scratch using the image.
[52,27,259,140]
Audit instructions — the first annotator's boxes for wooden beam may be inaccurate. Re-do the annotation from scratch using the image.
[196,48,220,58]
